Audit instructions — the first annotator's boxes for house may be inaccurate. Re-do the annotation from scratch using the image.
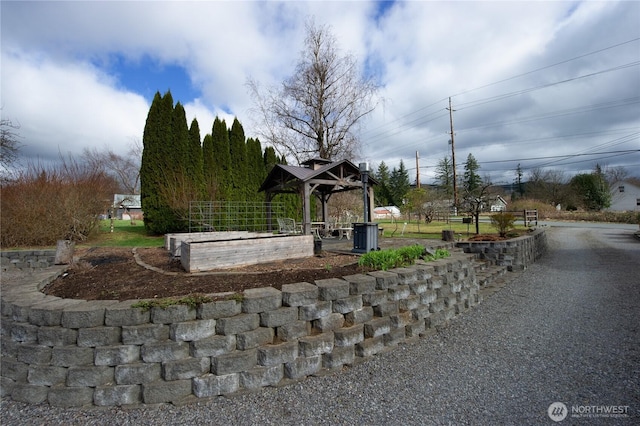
[373,206,401,219]
[490,195,508,212]
[113,194,142,220]
[606,181,640,212]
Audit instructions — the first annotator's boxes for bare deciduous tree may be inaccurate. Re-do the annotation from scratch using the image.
[248,21,379,164]
[1,117,21,171]
[461,178,494,235]
[603,165,629,188]
[82,138,141,194]
[526,168,569,207]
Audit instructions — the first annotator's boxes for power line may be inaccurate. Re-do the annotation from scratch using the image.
[449,37,640,99]
[361,37,640,144]
[477,149,639,165]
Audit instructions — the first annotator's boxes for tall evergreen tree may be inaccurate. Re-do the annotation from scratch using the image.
[188,118,205,198]
[211,117,231,200]
[389,160,410,207]
[246,137,265,202]
[141,90,177,234]
[463,153,481,193]
[373,161,392,206]
[434,156,454,198]
[263,146,278,174]
[202,134,215,197]
[228,118,248,201]
[171,102,190,176]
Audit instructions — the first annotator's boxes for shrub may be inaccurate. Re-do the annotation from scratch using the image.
[0,158,118,247]
[490,212,517,237]
[358,245,450,271]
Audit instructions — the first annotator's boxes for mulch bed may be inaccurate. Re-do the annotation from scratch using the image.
[43,247,368,301]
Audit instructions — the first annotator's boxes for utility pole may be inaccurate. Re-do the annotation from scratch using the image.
[415,151,420,188]
[447,97,458,212]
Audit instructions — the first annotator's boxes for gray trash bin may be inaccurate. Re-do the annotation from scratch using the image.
[352,223,379,253]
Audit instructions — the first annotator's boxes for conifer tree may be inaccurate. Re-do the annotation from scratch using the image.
[202,133,215,197]
[188,118,205,197]
[141,91,177,234]
[373,161,392,206]
[246,137,265,202]
[228,118,248,201]
[389,160,410,207]
[211,117,231,200]
[434,156,454,198]
[463,153,481,193]
[263,146,278,174]
[171,102,190,176]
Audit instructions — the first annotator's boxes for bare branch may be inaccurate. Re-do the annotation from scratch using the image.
[247,20,379,164]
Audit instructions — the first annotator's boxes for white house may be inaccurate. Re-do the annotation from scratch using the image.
[607,180,640,212]
[373,206,401,219]
[490,195,508,212]
[113,194,142,219]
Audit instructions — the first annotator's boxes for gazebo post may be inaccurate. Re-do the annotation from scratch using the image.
[302,183,312,235]
[265,192,273,232]
[322,192,329,224]
[367,186,375,222]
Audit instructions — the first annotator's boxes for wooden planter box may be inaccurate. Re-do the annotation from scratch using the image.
[166,231,263,257]
[181,234,314,272]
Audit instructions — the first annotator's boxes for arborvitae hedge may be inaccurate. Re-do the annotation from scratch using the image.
[142,94,303,234]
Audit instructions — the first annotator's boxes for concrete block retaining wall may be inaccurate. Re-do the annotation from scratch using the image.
[1,230,547,408]
[455,228,548,271]
[1,250,56,271]
[0,252,481,407]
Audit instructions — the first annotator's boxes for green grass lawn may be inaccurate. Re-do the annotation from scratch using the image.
[376,217,528,239]
[45,216,527,250]
[88,220,164,248]
[90,218,525,248]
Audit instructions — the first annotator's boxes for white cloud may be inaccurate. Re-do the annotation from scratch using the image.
[2,50,148,162]
[2,0,638,184]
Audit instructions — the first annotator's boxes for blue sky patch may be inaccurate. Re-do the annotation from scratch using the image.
[102,54,199,104]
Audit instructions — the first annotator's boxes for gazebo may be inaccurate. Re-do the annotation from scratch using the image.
[259,158,378,235]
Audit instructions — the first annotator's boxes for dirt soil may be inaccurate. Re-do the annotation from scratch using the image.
[43,247,369,301]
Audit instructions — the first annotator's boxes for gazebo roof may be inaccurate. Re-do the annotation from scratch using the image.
[259,158,378,195]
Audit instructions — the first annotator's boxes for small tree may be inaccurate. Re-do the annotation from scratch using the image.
[404,187,434,232]
[569,172,611,211]
[461,179,493,235]
[490,212,517,237]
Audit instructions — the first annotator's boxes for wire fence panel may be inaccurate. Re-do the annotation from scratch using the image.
[188,201,287,233]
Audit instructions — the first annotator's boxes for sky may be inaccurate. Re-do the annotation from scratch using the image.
[2,0,639,186]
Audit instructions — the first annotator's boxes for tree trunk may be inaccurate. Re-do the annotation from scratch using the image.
[54,240,75,265]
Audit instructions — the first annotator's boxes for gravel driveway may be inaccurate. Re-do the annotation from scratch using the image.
[2,226,638,425]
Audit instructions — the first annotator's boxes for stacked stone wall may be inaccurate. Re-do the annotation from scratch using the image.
[1,230,547,408]
[1,250,56,271]
[1,252,480,407]
[455,228,547,270]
